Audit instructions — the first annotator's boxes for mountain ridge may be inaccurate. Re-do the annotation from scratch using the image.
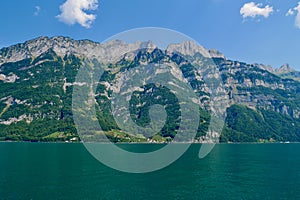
[1,36,298,76]
[0,36,299,142]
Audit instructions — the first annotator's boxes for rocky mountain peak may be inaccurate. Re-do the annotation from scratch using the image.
[208,49,225,59]
[254,62,298,77]
[166,40,211,58]
[139,40,156,49]
[276,63,295,74]
[255,63,275,73]
[0,36,95,64]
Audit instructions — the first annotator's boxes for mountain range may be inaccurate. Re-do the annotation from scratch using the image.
[0,36,299,143]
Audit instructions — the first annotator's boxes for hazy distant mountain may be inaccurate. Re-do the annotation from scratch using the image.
[0,36,299,142]
[256,63,300,82]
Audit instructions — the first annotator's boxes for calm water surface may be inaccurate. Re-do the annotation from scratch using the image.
[0,143,300,199]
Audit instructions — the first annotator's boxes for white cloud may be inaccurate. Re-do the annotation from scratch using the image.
[240,2,274,19]
[34,6,41,16]
[294,2,300,29]
[56,0,98,28]
[286,8,294,16]
[286,2,300,29]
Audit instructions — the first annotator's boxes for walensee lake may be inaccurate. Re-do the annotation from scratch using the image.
[1,143,300,199]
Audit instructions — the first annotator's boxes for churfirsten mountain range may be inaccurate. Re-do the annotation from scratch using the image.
[0,36,299,142]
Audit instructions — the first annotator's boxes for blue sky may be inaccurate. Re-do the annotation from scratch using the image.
[1,0,300,70]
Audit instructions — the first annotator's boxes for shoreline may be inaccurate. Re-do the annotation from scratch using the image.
[0,141,298,144]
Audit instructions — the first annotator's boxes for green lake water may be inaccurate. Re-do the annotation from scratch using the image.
[0,143,300,199]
